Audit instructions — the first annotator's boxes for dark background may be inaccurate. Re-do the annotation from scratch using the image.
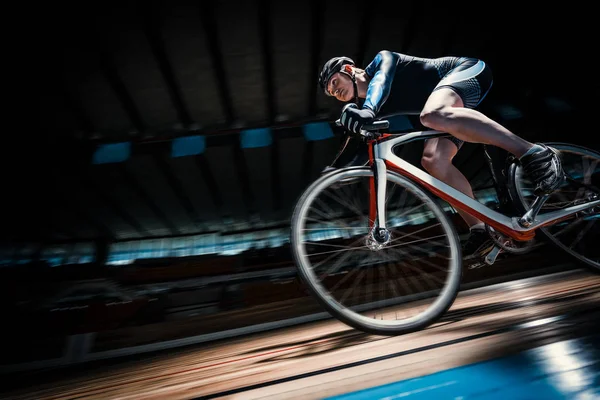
[6,0,596,248]
[0,0,596,373]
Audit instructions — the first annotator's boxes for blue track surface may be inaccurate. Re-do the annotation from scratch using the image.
[326,336,600,400]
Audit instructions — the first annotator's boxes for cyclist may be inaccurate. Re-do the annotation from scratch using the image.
[318,51,564,259]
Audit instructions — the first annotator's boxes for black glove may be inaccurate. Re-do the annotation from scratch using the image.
[340,105,376,135]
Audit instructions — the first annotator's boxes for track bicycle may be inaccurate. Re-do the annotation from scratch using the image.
[290,104,600,335]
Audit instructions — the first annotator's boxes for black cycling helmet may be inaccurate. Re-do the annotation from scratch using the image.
[318,56,356,98]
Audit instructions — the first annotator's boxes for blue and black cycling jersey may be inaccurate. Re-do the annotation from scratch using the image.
[362,51,494,117]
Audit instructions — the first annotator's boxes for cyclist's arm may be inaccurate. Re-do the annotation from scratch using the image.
[363,50,400,115]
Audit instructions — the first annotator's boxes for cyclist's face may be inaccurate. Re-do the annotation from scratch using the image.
[327,72,353,102]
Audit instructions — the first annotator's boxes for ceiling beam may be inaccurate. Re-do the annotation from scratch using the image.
[193,154,224,217]
[153,153,204,229]
[53,186,115,242]
[85,177,149,237]
[88,20,147,134]
[308,0,324,116]
[141,1,193,128]
[84,114,330,146]
[118,163,180,235]
[257,0,277,124]
[199,1,235,124]
[233,140,257,217]
[270,131,282,214]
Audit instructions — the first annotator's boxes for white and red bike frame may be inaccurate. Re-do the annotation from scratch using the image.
[342,124,599,243]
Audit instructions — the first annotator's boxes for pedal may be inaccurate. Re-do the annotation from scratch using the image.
[484,245,503,265]
[466,259,487,270]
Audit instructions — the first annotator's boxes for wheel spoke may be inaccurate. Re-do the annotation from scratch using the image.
[291,168,461,335]
[514,144,600,268]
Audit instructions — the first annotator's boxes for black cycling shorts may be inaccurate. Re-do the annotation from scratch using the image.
[433,57,494,149]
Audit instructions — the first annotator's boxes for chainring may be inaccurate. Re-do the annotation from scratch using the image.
[485,224,537,254]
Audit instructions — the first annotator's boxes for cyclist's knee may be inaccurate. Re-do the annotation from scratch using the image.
[420,106,455,130]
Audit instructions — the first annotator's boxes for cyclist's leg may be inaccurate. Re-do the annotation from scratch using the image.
[420,58,563,195]
[421,136,493,258]
[421,136,481,228]
[420,91,532,157]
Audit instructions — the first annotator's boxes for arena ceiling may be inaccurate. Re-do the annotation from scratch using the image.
[5,0,596,244]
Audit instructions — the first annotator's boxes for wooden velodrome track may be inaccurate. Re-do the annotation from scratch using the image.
[2,267,600,400]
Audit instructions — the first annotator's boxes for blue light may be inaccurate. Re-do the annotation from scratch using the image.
[240,128,272,148]
[303,122,333,141]
[92,142,131,164]
[171,135,206,157]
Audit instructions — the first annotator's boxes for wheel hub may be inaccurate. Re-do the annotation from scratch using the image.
[366,228,391,251]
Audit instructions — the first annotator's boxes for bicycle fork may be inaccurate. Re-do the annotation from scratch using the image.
[369,157,390,245]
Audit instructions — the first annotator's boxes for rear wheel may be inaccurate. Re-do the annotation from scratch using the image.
[290,167,462,335]
[508,143,600,270]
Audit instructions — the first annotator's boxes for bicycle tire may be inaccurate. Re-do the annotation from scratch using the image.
[290,167,462,336]
[507,142,600,270]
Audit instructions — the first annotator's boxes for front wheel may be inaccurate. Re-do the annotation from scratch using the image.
[508,143,600,270]
[290,167,462,336]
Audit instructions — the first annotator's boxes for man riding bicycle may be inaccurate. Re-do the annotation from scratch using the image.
[318,51,565,259]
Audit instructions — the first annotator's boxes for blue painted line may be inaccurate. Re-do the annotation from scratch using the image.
[325,338,600,400]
